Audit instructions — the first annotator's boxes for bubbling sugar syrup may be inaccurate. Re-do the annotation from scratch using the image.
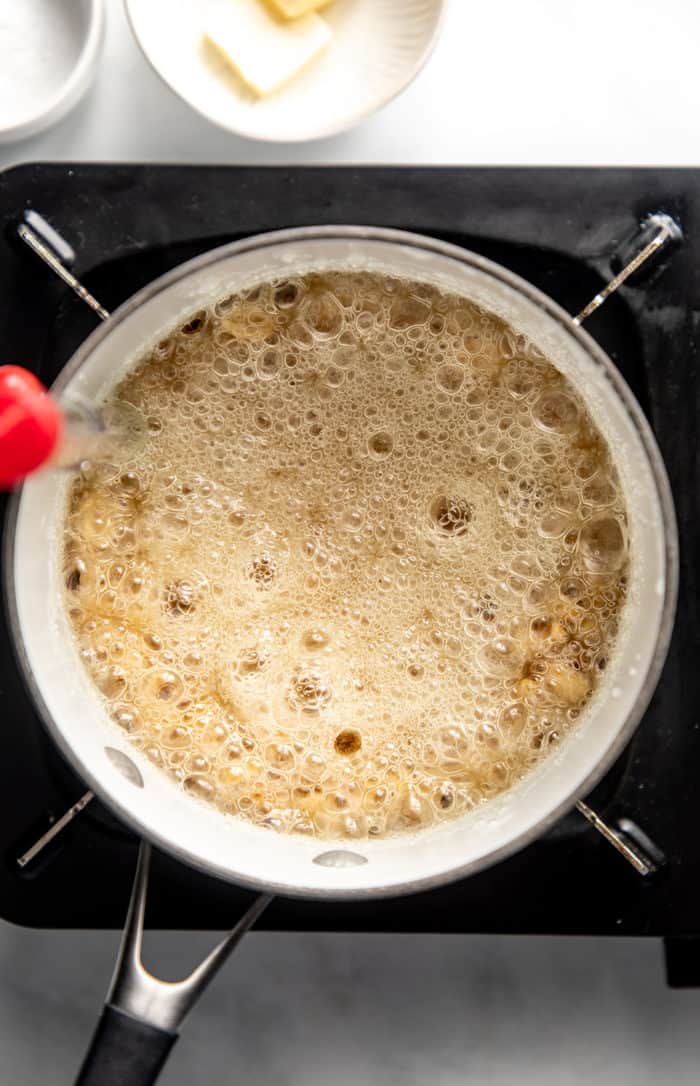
[62,271,629,839]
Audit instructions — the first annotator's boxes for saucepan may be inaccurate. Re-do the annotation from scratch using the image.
[3,227,678,1084]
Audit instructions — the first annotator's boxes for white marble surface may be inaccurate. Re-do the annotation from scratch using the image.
[2,1,700,1083]
[1,924,700,1086]
[0,0,699,169]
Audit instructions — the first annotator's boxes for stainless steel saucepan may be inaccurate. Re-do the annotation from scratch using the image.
[4,227,678,1085]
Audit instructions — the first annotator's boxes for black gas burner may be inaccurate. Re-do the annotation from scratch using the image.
[0,165,698,984]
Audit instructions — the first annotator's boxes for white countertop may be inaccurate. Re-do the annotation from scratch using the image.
[1,0,698,170]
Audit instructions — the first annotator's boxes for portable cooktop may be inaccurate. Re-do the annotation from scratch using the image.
[0,164,697,986]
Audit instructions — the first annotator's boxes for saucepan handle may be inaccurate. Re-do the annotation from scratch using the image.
[71,843,271,1086]
[75,1004,177,1086]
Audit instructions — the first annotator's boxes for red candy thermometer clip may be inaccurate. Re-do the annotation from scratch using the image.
[0,366,63,489]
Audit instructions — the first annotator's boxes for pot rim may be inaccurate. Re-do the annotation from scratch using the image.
[3,225,680,899]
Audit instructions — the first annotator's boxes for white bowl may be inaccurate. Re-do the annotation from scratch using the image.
[125,0,446,143]
[0,0,105,144]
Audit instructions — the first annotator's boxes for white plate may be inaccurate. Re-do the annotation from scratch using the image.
[125,0,445,143]
[0,0,105,144]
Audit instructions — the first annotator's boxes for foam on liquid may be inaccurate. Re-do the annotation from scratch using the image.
[62,272,629,839]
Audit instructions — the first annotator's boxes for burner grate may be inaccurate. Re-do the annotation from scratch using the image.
[0,165,697,962]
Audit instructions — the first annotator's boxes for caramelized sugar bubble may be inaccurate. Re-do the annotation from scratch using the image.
[64,269,628,841]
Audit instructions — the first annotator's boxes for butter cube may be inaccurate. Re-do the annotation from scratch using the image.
[205,0,332,98]
[267,0,333,18]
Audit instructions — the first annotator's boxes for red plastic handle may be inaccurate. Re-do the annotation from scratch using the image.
[0,366,63,488]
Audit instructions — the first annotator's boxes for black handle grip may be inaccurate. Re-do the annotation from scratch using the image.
[74,1004,178,1086]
